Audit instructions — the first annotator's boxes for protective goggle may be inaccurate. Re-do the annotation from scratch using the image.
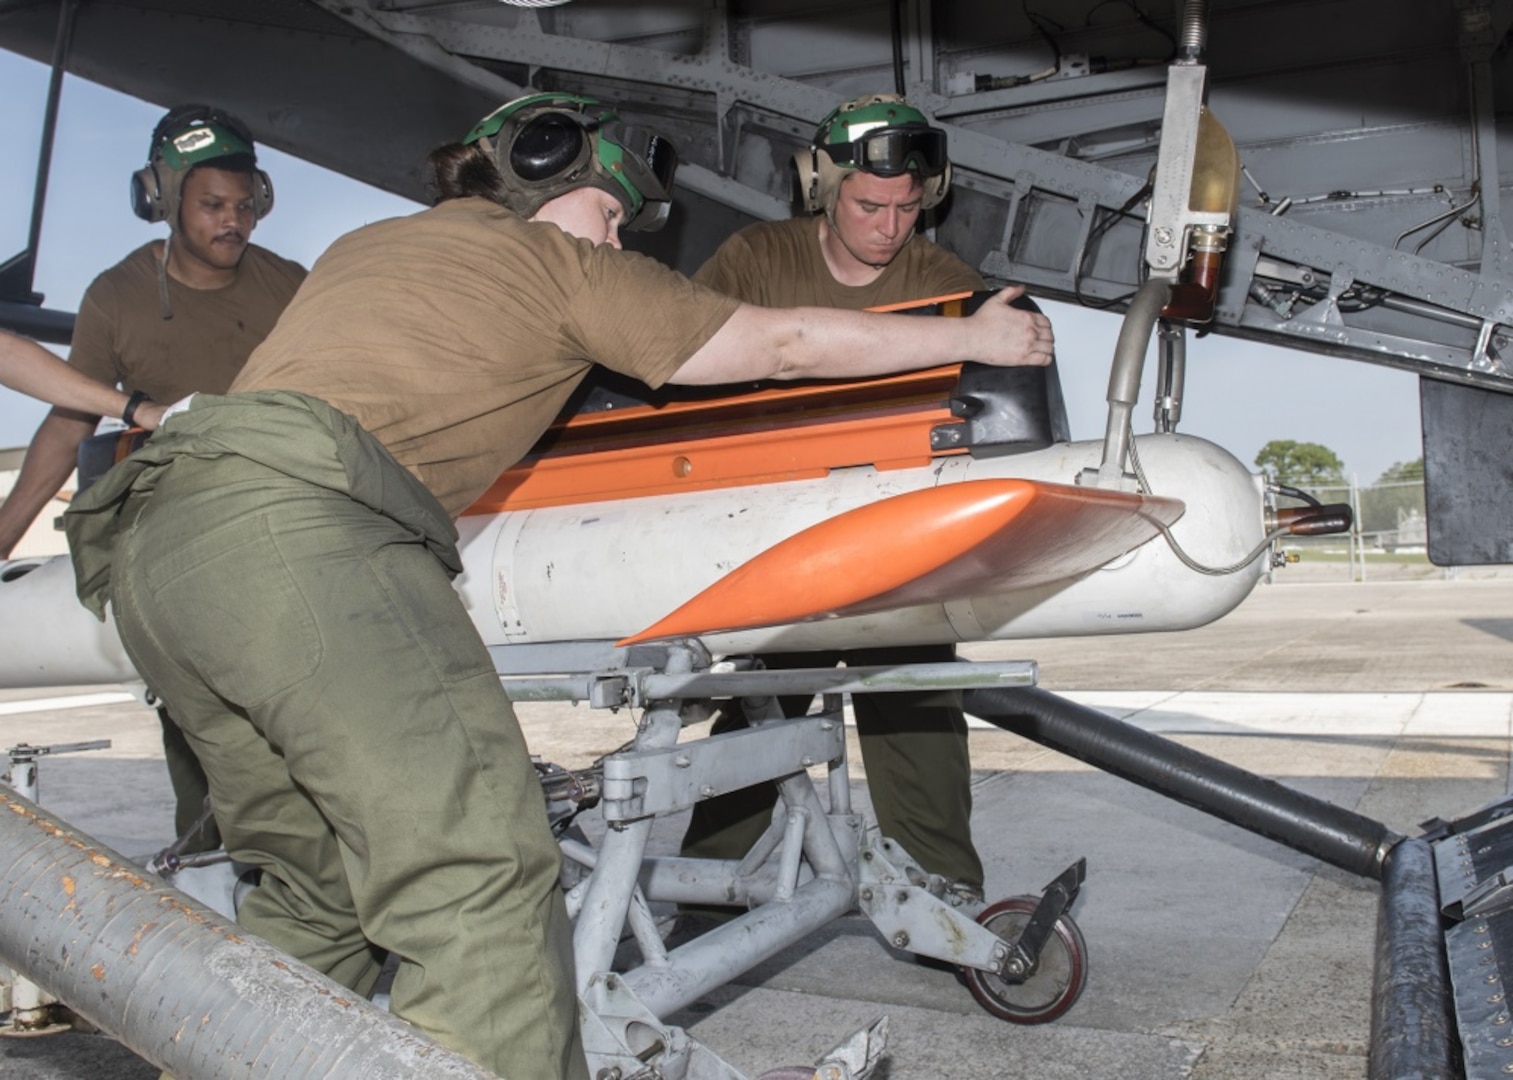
[595,118,678,231]
[820,125,948,179]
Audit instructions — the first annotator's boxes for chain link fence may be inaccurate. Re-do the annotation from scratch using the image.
[1275,478,1441,582]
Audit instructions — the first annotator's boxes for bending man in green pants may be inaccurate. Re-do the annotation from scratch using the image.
[681,94,1056,911]
[63,93,1057,1077]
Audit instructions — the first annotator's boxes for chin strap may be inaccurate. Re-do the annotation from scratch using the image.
[156,235,175,320]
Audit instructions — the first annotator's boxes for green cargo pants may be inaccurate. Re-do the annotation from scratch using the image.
[157,706,220,853]
[110,452,586,1079]
[681,644,984,892]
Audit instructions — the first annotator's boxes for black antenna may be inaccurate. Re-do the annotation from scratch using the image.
[0,0,80,345]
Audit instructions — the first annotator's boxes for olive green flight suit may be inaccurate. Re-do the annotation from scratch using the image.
[68,392,586,1080]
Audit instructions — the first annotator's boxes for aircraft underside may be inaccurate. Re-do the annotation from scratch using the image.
[3,0,1512,555]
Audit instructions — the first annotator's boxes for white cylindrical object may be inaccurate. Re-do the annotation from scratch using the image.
[455,434,1267,655]
[0,435,1268,688]
[0,556,137,688]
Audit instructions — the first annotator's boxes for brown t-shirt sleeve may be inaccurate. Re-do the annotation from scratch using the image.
[567,247,741,390]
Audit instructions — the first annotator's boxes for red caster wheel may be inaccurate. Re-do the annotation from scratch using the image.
[963,894,1088,1024]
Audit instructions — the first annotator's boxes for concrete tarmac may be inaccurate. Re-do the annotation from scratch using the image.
[0,570,1508,1078]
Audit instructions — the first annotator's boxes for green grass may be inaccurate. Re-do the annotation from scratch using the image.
[1282,548,1429,565]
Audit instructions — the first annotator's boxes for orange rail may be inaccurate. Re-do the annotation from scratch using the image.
[466,292,980,514]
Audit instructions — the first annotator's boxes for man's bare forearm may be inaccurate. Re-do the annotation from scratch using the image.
[670,286,1055,385]
[0,330,139,421]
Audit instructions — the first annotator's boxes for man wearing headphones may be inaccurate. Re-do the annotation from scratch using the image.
[64,92,1052,1077]
[680,95,1029,915]
[0,105,306,854]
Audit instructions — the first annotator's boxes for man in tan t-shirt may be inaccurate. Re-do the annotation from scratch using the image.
[0,105,305,557]
[62,93,1054,1079]
[682,95,1015,912]
[0,105,305,853]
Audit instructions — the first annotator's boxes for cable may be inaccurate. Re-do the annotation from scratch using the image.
[1073,179,1152,309]
[1023,0,1064,73]
[1271,483,1321,507]
[1128,438,1282,576]
[1085,0,1177,61]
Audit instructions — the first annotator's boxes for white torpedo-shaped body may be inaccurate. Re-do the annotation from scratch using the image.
[0,356,1270,687]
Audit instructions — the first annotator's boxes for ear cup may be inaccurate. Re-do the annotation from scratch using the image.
[792,148,820,214]
[252,169,275,219]
[130,163,167,223]
[509,114,588,182]
[921,161,952,211]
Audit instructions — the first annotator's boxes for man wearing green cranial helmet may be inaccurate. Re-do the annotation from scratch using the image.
[0,104,305,861]
[681,93,1056,922]
[801,93,953,218]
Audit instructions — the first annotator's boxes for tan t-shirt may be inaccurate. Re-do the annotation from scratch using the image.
[693,216,983,310]
[232,197,741,518]
[69,242,306,405]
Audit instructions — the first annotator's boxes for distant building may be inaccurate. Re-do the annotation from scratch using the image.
[1381,509,1428,554]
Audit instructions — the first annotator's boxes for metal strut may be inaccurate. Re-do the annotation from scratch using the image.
[1003,858,1086,982]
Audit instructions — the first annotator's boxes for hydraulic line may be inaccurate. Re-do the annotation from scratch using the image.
[1368,838,1456,1080]
[963,685,1401,880]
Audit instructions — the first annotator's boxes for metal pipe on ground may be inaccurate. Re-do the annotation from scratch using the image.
[962,685,1401,879]
[1368,837,1456,1080]
[0,789,495,1079]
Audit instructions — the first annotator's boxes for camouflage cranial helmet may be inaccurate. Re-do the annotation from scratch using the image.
[464,92,678,231]
[794,93,952,215]
[130,104,273,227]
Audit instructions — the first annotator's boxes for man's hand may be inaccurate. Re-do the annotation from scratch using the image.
[134,401,168,431]
[965,285,1055,367]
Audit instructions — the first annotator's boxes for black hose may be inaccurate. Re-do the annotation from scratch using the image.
[1368,838,1456,1079]
[964,686,1401,880]
[889,0,905,95]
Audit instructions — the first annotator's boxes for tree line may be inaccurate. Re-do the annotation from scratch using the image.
[1253,439,1424,537]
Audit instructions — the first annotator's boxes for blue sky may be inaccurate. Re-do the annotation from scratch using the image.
[0,50,1425,483]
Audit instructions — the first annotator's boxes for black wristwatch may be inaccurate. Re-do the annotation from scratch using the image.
[121,389,150,428]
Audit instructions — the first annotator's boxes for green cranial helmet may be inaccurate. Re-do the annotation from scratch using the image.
[130,104,274,226]
[795,93,952,215]
[464,93,678,231]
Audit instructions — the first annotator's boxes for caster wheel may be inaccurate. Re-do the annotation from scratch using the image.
[964,894,1088,1024]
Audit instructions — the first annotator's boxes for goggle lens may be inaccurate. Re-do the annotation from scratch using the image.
[825,127,947,178]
